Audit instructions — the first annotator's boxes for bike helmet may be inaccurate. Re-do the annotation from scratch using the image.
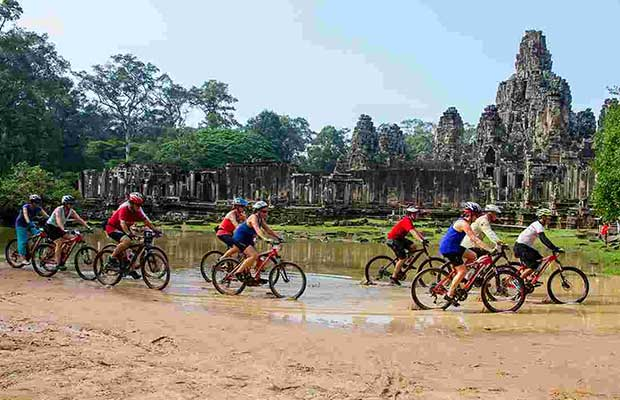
[128,192,145,206]
[233,197,248,207]
[484,204,501,214]
[405,206,419,214]
[61,195,75,205]
[463,201,482,214]
[252,200,269,211]
[536,208,553,218]
[29,194,42,204]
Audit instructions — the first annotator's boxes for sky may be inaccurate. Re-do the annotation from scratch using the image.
[16,0,620,130]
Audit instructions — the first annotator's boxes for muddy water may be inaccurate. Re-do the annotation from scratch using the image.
[2,227,619,334]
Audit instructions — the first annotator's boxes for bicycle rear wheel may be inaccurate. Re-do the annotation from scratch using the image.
[547,266,589,304]
[141,252,170,290]
[5,239,26,268]
[364,255,396,284]
[32,243,59,277]
[481,269,526,313]
[74,246,98,280]
[200,250,223,283]
[211,258,246,295]
[94,248,123,287]
[411,267,451,310]
[269,262,307,299]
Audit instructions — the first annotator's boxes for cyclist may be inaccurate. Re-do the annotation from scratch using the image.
[385,206,428,286]
[439,202,494,306]
[461,204,504,256]
[232,201,281,285]
[219,197,248,259]
[514,208,562,281]
[44,195,90,269]
[15,194,49,263]
[104,192,159,279]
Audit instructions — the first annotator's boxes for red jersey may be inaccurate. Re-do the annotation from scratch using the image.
[601,224,610,236]
[216,210,245,236]
[387,217,415,240]
[105,205,146,234]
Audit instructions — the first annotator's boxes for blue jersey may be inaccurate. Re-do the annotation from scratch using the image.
[15,203,41,228]
[439,219,467,255]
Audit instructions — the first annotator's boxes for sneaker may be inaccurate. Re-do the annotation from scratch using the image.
[126,270,141,280]
[389,277,402,286]
[105,257,121,272]
[57,264,67,271]
[443,294,460,307]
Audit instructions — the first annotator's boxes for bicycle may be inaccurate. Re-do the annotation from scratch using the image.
[5,223,51,268]
[31,229,98,280]
[93,230,170,290]
[364,241,446,285]
[513,250,589,304]
[411,247,526,313]
[211,241,306,299]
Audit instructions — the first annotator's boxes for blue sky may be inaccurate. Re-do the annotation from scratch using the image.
[17,0,619,130]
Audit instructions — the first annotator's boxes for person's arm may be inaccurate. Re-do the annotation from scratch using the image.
[410,226,426,242]
[40,209,49,219]
[22,206,31,224]
[227,211,239,227]
[55,210,66,231]
[459,220,492,251]
[539,232,559,251]
[479,218,501,245]
[72,211,89,228]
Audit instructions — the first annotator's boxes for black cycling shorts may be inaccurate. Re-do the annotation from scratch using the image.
[513,243,542,270]
[107,230,128,243]
[470,247,489,258]
[45,224,66,241]
[217,234,236,249]
[442,246,466,267]
[387,238,413,259]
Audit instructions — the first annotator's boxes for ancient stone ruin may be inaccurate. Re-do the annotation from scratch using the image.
[79,30,596,222]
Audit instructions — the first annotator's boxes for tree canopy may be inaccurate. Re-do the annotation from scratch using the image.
[594,100,620,221]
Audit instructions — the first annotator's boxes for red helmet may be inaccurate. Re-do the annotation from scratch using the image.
[128,192,144,206]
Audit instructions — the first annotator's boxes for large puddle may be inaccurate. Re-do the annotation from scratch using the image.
[2,228,619,334]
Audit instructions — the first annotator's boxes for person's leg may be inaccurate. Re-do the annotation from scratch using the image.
[222,246,239,259]
[448,265,466,298]
[111,236,132,259]
[53,238,64,265]
[390,239,412,282]
[16,226,29,258]
[236,246,258,275]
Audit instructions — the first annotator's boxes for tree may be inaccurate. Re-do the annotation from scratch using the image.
[149,74,192,129]
[76,54,160,161]
[401,118,433,160]
[155,128,277,170]
[0,28,75,172]
[190,80,238,129]
[0,0,22,32]
[302,126,349,172]
[247,111,311,162]
[594,101,620,221]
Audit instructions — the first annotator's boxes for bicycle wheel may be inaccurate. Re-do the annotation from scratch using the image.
[547,266,589,304]
[31,243,59,277]
[200,250,223,283]
[211,258,246,295]
[269,262,307,299]
[411,267,451,310]
[74,246,98,280]
[141,252,170,290]
[416,256,447,274]
[94,248,123,287]
[364,255,396,284]
[481,269,526,313]
[5,239,26,268]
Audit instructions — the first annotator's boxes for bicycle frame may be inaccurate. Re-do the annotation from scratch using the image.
[432,251,506,296]
[226,243,281,280]
[516,253,560,285]
[56,231,86,264]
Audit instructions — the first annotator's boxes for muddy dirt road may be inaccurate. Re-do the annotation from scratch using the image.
[1,267,619,399]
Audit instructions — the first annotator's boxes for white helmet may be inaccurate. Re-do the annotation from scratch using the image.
[484,204,501,213]
[405,206,419,214]
[536,208,553,218]
[252,200,269,211]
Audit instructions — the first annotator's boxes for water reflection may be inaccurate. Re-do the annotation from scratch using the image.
[2,227,620,334]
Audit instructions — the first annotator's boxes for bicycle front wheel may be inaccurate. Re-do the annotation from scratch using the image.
[5,239,25,268]
[211,258,246,295]
[364,255,396,284]
[269,262,307,299]
[32,243,59,277]
[74,246,98,280]
[481,269,526,313]
[411,267,450,310]
[547,266,589,304]
[141,252,170,290]
[200,250,223,283]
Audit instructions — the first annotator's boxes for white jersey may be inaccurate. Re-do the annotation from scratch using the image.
[46,206,75,228]
[516,221,545,248]
[461,214,500,249]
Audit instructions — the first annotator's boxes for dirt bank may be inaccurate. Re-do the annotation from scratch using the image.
[1,267,619,399]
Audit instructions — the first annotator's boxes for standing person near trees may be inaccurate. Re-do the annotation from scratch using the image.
[219,197,248,259]
[15,194,49,263]
[385,206,428,286]
[44,195,90,269]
